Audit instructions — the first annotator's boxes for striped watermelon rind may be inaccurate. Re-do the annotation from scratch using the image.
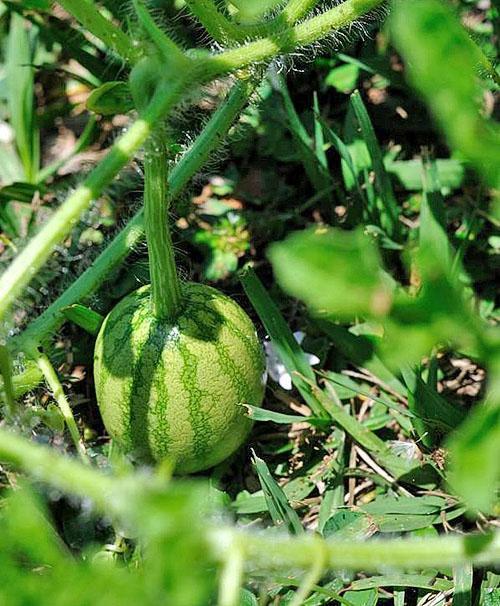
[93,282,266,473]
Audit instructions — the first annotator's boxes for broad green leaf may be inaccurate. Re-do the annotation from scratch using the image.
[323,510,375,540]
[268,227,393,320]
[343,588,378,606]
[386,158,465,192]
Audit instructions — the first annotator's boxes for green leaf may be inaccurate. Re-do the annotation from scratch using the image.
[242,404,327,427]
[233,474,316,515]
[325,63,360,93]
[276,75,332,193]
[323,510,375,540]
[350,91,400,238]
[86,81,135,116]
[252,453,304,534]
[351,574,453,592]
[390,0,500,188]
[61,304,104,335]
[343,588,378,606]
[401,365,466,448]
[448,401,500,513]
[240,265,325,416]
[453,564,473,606]
[386,158,465,192]
[268,227,393,320]
[6,12,39,183]
[419,157,453,273]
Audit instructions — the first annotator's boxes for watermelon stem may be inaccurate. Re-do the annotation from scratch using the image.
[144,136,182,321]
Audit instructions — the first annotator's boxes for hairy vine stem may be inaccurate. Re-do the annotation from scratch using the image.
[10,77,255,359]
[0,426,498,572]
[0,0,385,326]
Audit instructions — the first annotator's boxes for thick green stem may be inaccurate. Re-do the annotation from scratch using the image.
[235,0,321,39]
[11,78,255,357]
[0,77,189,324]
[210,527,500,572]
[144,138,181,320]
[32,350,88,463]
[203,0,386,75]
[57,0,141,64]
[0,426,498,572]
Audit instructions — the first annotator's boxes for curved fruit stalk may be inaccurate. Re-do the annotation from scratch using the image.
[94,283,266,473]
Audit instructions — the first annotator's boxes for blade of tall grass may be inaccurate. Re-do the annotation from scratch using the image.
[350,90,400,238]
[6,12,39,183]
[252,453,304,534]
[275,75,332,193]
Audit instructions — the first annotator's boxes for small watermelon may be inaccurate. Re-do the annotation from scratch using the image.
[94,282,266,473]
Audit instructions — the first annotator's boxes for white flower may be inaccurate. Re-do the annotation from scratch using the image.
[264,331,320,391]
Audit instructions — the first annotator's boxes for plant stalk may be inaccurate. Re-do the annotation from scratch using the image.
[144,137,181,321]
[0,426,498,572]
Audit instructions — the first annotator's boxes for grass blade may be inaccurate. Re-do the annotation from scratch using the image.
[6,12,39,183]
[252,452,304,534]
[350,90,400,238]
[240,265,325,417]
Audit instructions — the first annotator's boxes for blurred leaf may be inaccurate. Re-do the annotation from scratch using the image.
[268,227,393,319]
[448,401,500,513]
[325,63,360,92]
[453,563,473,606]
[419,157,452,272]
[351,574,453,591]
[0,181,44,203]
[390,0,500,188]
[343,588,378,606]
[386,158,465,192]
